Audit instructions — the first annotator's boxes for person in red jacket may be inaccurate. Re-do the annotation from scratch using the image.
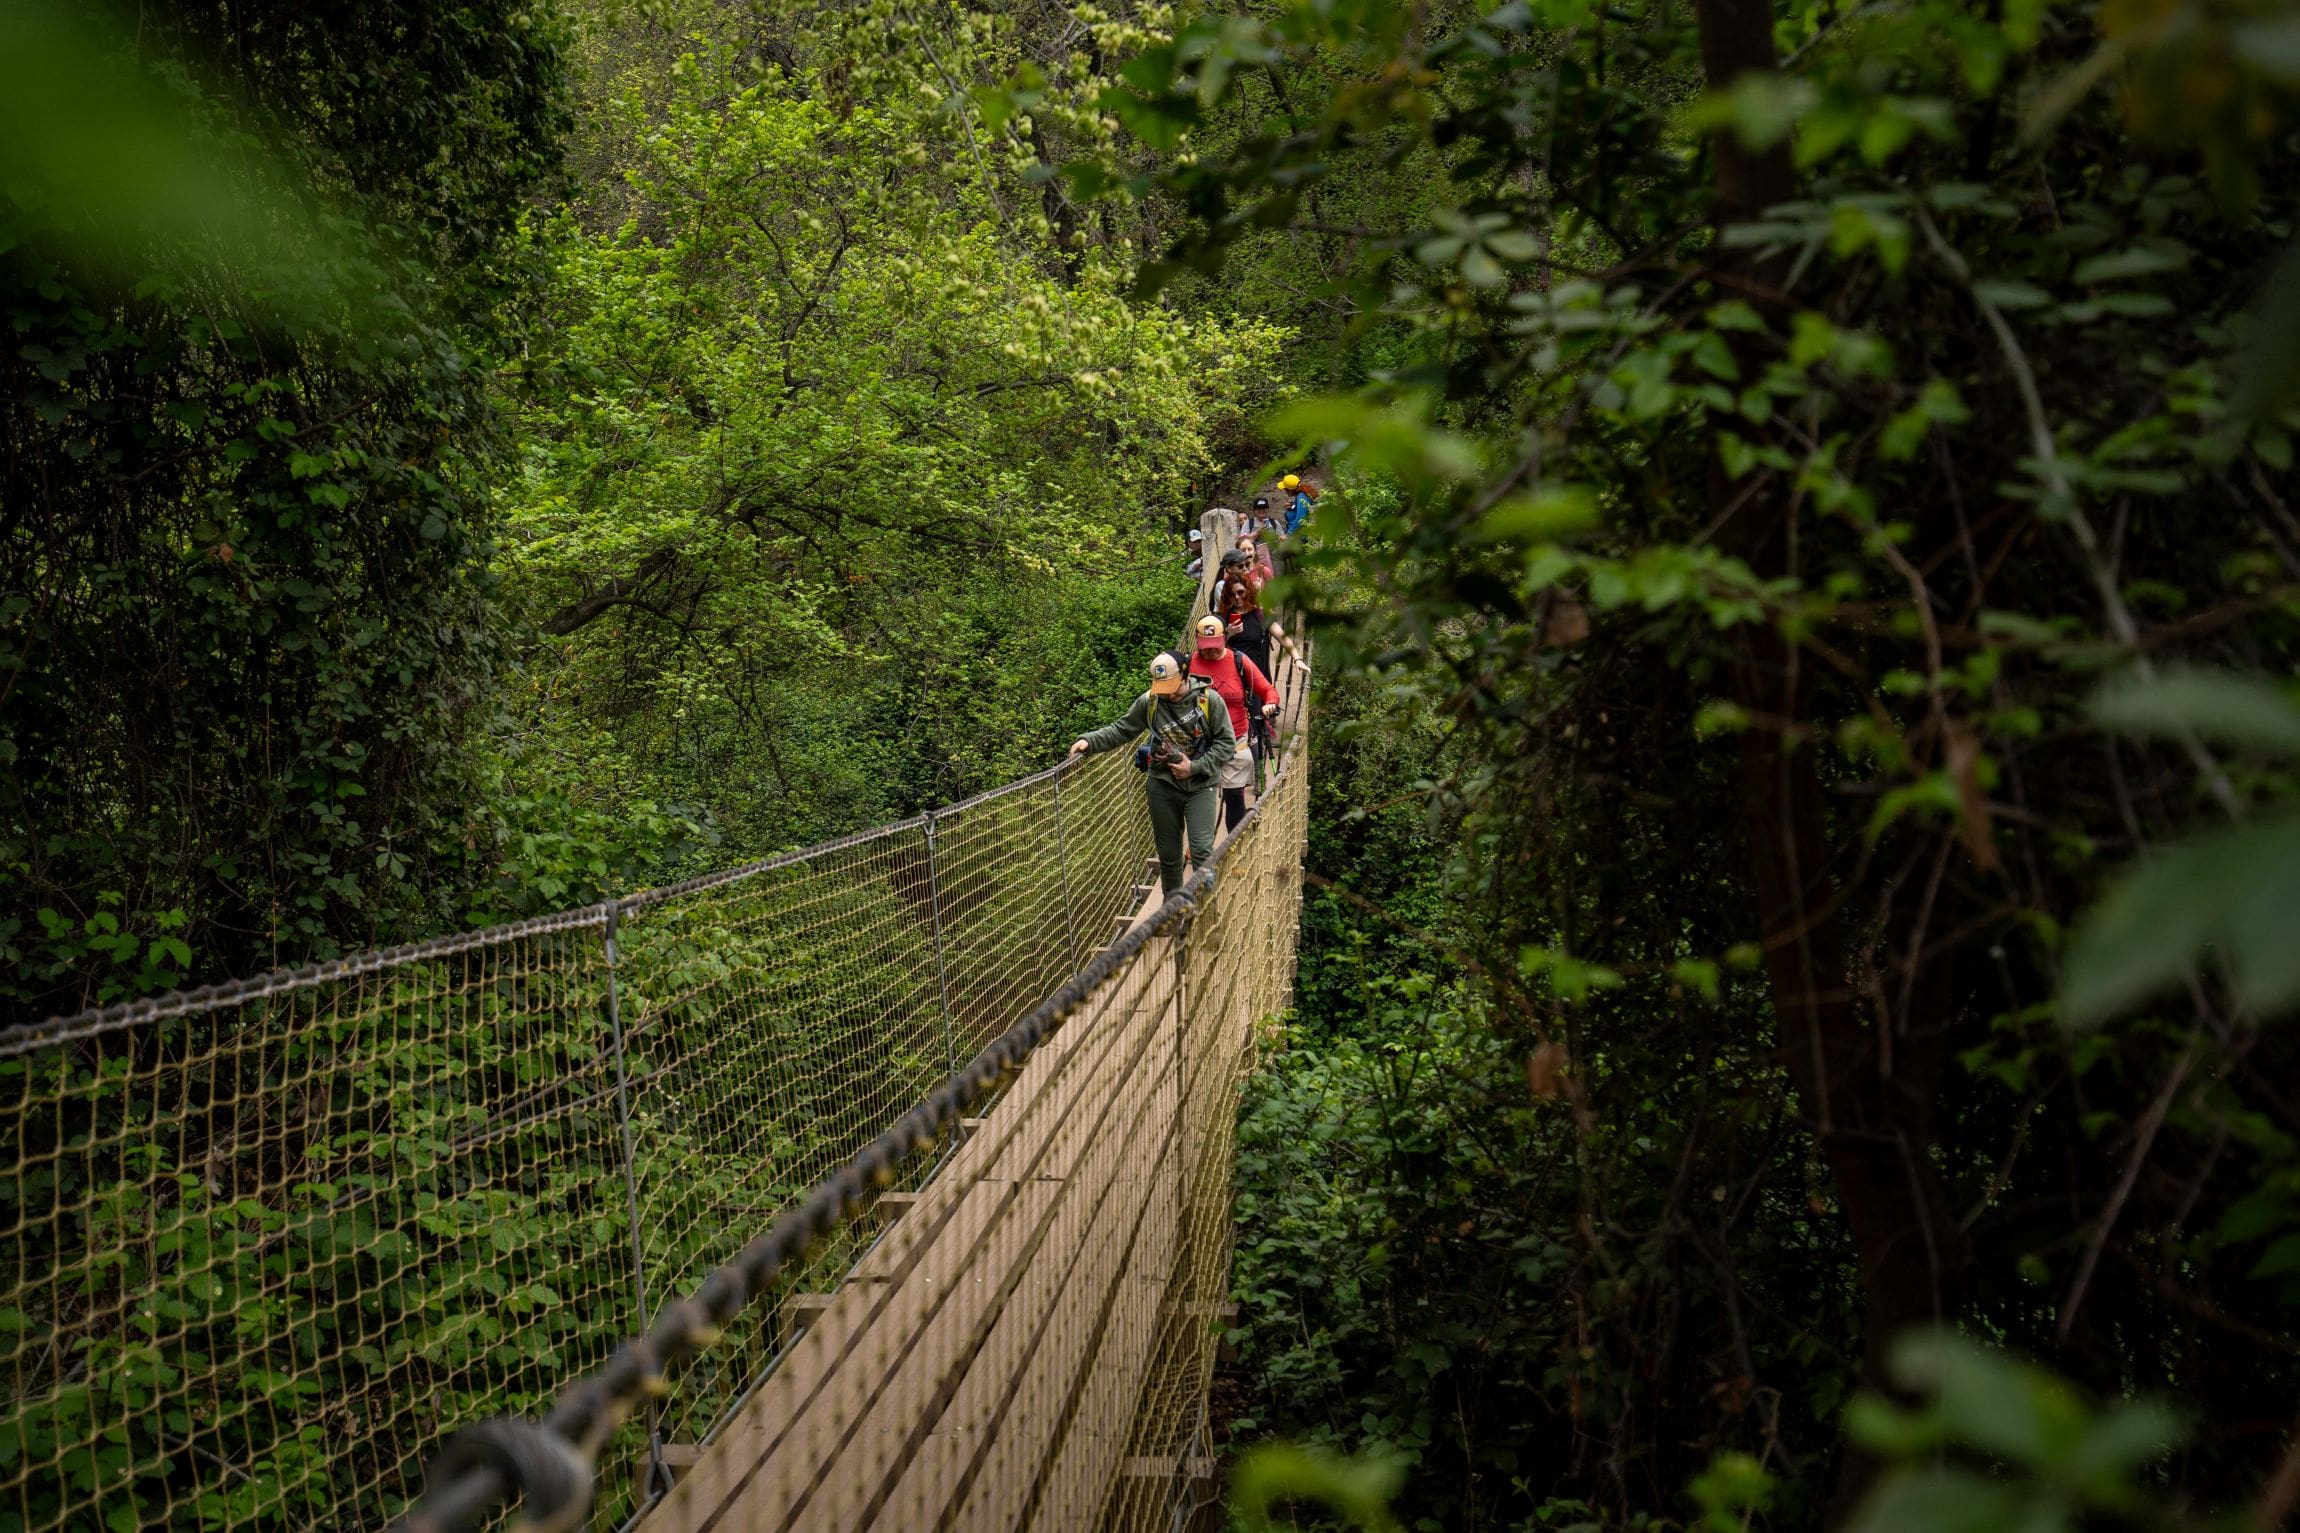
[1189,613,1281,830]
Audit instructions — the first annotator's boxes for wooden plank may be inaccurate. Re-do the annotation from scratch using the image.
[1123,1455,1214,1482]
[1096,964,1262,1533]
[1021,1005,1185,1533]
[781,1293,835,1346]
[639,1171,1007,1533]
[887,976,1182,1532]
[836,969,1131,1291]
[941,950,1185,1533]
[758,952,1178,1532]
[638,941,1171,1533]
[945,1098,1179,1533]
[870,1191,923,1226]
[1026,1155,1181,1533]
[630,768,1316,1533]
[869,1095,1171,1531]
[771,1174,1063,1532]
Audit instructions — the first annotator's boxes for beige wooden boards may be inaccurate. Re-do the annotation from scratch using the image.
[634,671,1311,1533]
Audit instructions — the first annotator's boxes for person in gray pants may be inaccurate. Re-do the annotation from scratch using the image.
[1068,651,1236,895]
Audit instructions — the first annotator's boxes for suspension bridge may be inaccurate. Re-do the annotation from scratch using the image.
[0,515,1311,1533]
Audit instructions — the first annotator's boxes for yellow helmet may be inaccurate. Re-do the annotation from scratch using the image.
[1280,474,1300,491]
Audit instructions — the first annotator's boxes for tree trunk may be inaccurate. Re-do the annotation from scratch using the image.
[1689,0,1969,1521]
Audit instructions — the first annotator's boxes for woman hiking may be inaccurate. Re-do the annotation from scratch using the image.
[1068,650,1235,896]
[1211,548,1272,681]
[1188,614,1281,831]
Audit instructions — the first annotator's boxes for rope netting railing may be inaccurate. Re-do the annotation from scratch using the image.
[0,739,1174,1533]
[398,679,1313,1533]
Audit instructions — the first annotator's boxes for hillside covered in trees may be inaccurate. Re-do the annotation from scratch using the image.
[7,0,2300,1528]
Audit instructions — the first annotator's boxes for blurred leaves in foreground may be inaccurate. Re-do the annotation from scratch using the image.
[1848,1331,2190,1532]
[0,0,352,304]
[1231,1441,1408,1532]
[2066,669,2300,1024]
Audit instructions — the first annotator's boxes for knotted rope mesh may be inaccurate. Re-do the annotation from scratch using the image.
[415,685,1311,1533]
[0,648,1308,1533]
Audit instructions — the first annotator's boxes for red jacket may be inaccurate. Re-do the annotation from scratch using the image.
[1190,648,1279,738]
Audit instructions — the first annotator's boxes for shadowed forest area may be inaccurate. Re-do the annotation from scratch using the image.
[7,0,2300,1528]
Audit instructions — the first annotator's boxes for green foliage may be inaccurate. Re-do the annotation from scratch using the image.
[1056,0,2300,1522]
[2067,668,2300,1021]
[459,745,723,925]
[0,845,960,1530]
[0,962,641,1529]
[1232,1442,1409,1532]
[1846,1332,2192,1532]
[493,21,1285,859]
[0,0,357,290]
[1689,1453,1777,1532]
[1233,670,1847,1530]
[1,0,570,1014]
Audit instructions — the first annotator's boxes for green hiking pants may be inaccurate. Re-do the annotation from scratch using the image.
[1147,776,1219,895]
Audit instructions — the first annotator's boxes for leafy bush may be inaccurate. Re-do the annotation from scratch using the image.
[1,0,570,1016]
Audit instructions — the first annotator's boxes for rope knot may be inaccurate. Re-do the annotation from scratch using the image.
[427,1418,592,1533]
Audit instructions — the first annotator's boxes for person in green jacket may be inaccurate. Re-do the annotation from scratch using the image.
[1069,650,1235,896]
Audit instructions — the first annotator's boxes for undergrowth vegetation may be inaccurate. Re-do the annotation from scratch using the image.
[10,0,2300,1528]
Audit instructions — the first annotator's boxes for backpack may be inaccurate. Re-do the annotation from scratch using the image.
[1133,687,1220,772]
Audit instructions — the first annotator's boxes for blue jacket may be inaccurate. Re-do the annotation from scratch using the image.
[1284,490,1311,535]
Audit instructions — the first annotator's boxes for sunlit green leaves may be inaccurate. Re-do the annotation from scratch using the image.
[1232,1442,1408,1531]
[1267,394,1482,484]
[498,36,1282,858]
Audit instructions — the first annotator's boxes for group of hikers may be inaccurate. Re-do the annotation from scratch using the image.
[1068,476,1318,897]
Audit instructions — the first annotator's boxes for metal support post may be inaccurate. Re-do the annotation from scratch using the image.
[602,903,661,1499]
[922,813,958,1084]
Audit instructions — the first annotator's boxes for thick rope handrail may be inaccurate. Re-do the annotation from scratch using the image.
[618,758,1079,912]
[0,508,1305,1533]
[12,758,1098,1046]
[387,779,1283,1533]
[0,903,615,1055]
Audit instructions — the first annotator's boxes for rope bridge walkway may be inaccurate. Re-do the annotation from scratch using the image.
[0,577,1310,1533]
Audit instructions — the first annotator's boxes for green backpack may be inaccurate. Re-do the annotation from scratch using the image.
[1133,688,1219,771]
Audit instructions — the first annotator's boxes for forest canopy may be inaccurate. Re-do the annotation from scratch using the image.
[1,0,1278,1003]
[7,0,2300,1528]
[1046,0,2300,1526]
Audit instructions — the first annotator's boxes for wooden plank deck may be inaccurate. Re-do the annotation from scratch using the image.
[631,678,1310,1533]
[635,901,1186,1533]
